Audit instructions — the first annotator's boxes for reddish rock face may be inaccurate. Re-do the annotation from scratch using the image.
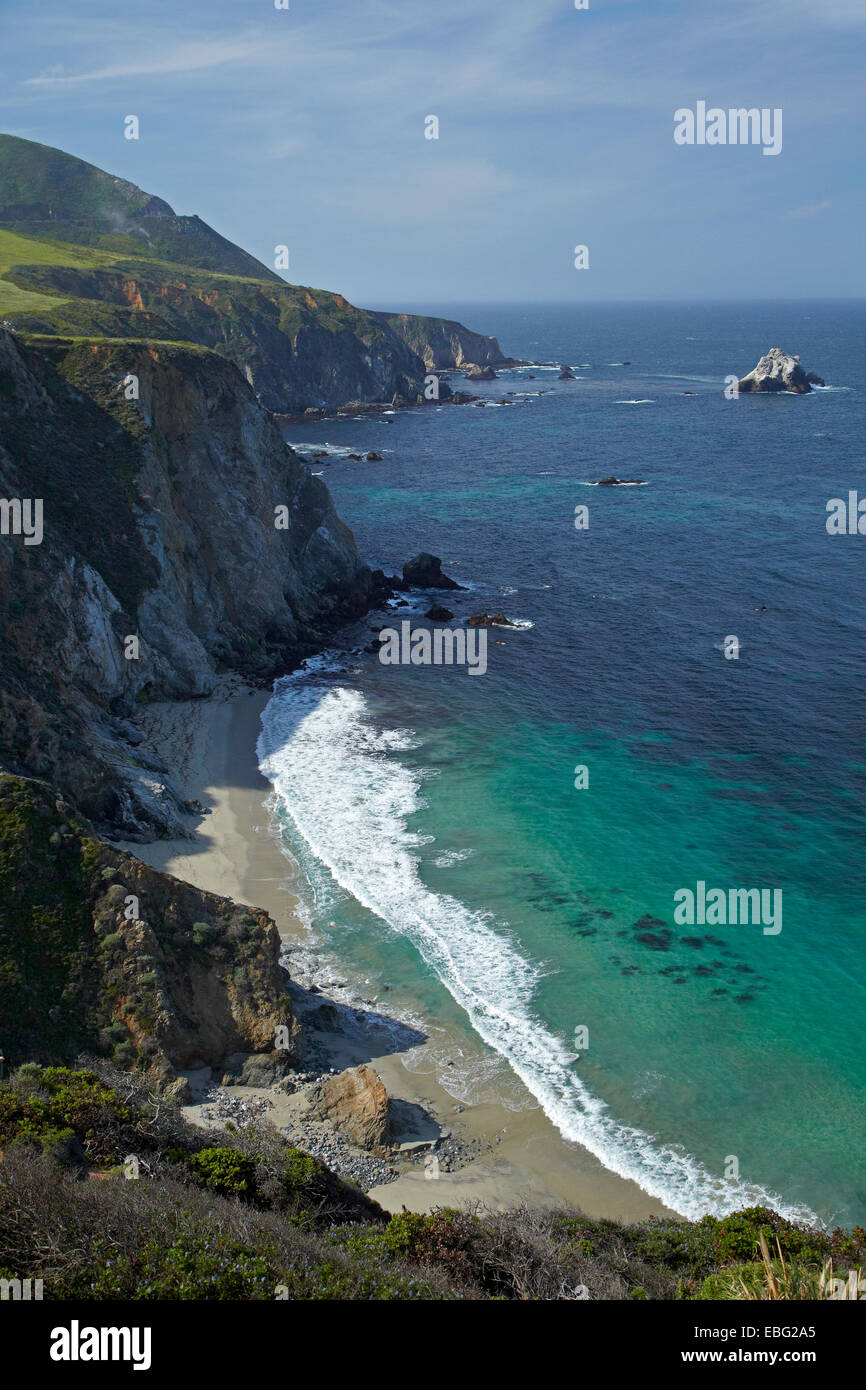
[315,1064,390,1151]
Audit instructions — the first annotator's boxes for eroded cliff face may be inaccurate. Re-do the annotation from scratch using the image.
[0,329,384,837]
[0,774,297,1097]
[7,267,430,414]
[371,311,515,370]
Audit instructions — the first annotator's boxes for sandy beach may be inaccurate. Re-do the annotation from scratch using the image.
[116,680,672,1222]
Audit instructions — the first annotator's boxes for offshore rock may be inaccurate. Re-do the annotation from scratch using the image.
[737,347,825,395]
[400,553,464,591]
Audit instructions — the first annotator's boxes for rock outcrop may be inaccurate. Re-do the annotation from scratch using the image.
[399,553,464,591]
[737,348,825,395]
[313,1063,390,1151]
[371,311,518,370]
[0,774,297,1094]
[466,612,516,627]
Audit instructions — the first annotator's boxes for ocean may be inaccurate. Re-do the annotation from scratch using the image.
[261,300,866,1226]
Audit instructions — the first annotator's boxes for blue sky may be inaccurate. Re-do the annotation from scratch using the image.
[1,0,864,305]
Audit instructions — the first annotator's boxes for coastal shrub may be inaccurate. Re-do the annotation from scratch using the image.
[84,1233,280,1300]
[629,1215,719,1276]
[0,1065,141,1161]
[191,921,219,947]
[281,1147,321,1196]
[100,933,121,951]
[182,1147,256,1197]
[707,1208,829,1268]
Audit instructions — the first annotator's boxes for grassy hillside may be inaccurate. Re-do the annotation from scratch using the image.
[0,136,426,411]
[0,134,279,280]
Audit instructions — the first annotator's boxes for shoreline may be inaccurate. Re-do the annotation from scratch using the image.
[116,679,672,1222]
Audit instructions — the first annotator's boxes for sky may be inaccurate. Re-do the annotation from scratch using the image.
[0,0,864,306]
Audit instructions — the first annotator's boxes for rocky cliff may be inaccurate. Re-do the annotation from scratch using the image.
[0,774,296,1096]
[371,311,516,369]
[0,328,385,839]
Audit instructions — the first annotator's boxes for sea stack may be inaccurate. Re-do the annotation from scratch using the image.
[737,348,825,395]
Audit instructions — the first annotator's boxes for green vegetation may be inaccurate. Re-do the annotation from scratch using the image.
[0,777,105,1064]
[0,1062,862,1302]
[0,135,423,411]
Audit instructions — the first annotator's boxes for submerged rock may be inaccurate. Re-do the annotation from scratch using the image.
[466,611,516,627]
[558,365,576,380]
[737,347,825,395]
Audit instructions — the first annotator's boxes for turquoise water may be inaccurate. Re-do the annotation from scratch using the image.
[263,302,866,1225]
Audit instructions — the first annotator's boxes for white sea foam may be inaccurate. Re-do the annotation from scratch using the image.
[615,399,655,405]
[257,678,818,1225]
[288,442,391,458]
[432,847,475,867]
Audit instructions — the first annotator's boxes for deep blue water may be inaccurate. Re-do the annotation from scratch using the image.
[263,301,866,1224]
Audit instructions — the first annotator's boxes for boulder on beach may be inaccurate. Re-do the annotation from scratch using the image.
[466,611,516,628]
[737,348,825,395]
[314,1063,390,1151]
[401,552,464,590]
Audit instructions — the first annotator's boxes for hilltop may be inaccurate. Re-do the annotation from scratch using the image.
[0,135,505,412]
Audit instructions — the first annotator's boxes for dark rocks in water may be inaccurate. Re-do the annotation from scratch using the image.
[347,453,363,460]
[622,361,631,365]
[366,451,383,461]
[466,611,516,628]
[448,390,480,404]
[682,391,697,396]
[558,365,576,380]
[737,347,825,395]
[464,363,497,380]
[636,930,671,951]
[681,936,705,948]
[425,604,454,621]
[400,552,464,590]
[595,476,646,486]
[694,964,715,977]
